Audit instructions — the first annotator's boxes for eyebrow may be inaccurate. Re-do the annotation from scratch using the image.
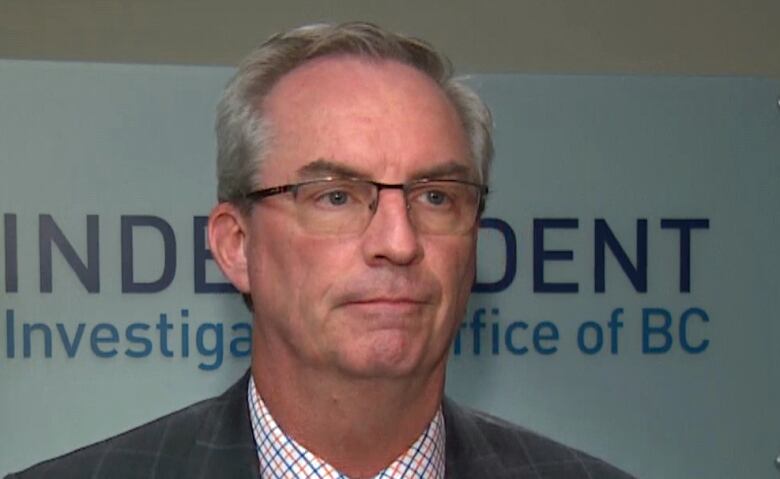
[296,159,370,180]
[296,159,476,182]
[409,162,474,181]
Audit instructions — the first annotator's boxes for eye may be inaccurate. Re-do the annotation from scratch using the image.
[424,189,449,206]
[297,180,372,210]
[317,189,351,206]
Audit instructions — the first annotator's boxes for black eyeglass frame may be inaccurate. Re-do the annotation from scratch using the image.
[245,177,489,213]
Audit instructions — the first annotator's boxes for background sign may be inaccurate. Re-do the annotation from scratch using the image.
[1,60,778,478]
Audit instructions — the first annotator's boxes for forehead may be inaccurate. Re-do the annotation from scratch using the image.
[259,55,472,183]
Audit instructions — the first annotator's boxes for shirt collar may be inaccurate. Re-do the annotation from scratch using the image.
[248,375,445,479]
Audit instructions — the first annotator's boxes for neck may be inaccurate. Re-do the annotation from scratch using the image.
[250,335,446,477]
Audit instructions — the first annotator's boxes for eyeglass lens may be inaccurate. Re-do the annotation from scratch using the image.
[290,179,481,235]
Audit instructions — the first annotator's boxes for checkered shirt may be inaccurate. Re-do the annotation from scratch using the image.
[248,376,445,479]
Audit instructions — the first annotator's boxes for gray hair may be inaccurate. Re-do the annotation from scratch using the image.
[215,21,494,206]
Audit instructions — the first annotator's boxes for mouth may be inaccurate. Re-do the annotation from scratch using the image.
[344,297,426,309]
[348,297,426,305]
[333,277,439,319]
[338,297,430,321]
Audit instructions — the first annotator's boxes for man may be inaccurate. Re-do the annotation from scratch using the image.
[7,22,634,479]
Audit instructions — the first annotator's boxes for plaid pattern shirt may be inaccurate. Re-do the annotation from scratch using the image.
[248,376,445,479]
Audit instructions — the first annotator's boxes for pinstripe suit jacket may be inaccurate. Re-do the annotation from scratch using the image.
[6,371,635,478]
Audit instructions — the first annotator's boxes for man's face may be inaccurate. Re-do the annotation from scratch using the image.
[245,55,477,379]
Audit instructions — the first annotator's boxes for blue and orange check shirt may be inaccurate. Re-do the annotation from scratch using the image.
[248,376,445,479]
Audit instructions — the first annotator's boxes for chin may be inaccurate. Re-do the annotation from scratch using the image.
[338,333,429,378]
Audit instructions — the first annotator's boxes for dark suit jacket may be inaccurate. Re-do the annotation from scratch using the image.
[6,371,635,478]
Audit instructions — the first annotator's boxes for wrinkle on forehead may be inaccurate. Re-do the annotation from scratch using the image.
[259,54,473,184]
[295,158,475,182]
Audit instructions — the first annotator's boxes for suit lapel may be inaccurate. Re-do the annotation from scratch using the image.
[443,397,513,479]
[178,371,260,479]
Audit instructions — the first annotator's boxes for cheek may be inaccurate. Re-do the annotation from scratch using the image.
[425,236,477,313]
[246,216,304,318]
[293,239,341,302]
[273,233,358,320]
[248,224,356,358]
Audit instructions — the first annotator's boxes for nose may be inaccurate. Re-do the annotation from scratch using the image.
[361,188,424,266]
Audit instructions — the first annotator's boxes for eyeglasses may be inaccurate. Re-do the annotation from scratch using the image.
[245,177,488,235]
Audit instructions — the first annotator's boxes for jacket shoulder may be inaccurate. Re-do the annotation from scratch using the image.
[6,373,252,479]
[442,398,636,479]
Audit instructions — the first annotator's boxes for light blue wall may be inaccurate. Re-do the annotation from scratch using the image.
[1,60,778,478]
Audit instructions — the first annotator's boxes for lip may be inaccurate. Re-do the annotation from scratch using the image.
[338,300,426,331]
[348,297,425,304]
[339,297,428,315]
[344,298,425,311]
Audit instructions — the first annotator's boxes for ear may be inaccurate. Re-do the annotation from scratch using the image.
[207,202,251,293]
